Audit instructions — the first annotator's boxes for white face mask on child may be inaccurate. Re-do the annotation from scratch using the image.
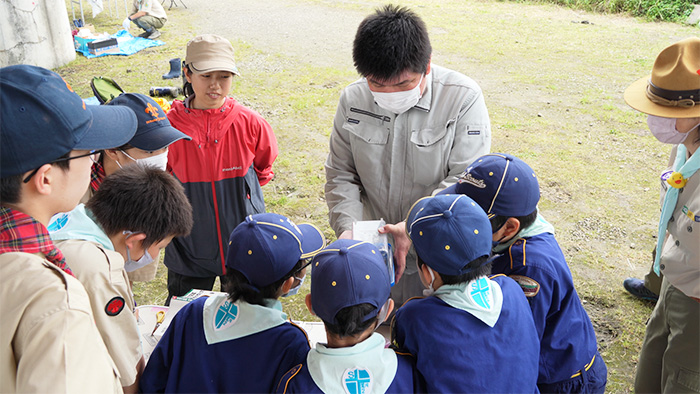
[120,150,169,171]
[422,266,437,297]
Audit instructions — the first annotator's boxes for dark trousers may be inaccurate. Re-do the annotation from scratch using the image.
[165,269,227,306]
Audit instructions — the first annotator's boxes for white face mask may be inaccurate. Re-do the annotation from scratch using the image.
[121,150,169,171]
[282,274,305,297]
[422,266,436,297]
[373,300,391,330]
[369,74,424,114]
[647,115,697,144]
[123,230,155,272]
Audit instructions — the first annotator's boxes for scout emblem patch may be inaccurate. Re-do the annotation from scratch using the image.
[105,296,125,316]
[343,367,373,394]
[213,299,239,331]
[47,212,70,232]
[469,277,492,309]
[510,275,540,297]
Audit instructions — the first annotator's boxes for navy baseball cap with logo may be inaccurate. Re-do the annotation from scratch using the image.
[310,239,391,325]
[108,93,190,151]
[0,65,137,178]
[406,194,492,276]
[439,153,540,219]
[226,213,325,287]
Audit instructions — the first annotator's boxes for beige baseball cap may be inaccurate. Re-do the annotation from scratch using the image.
[185,34,239,75]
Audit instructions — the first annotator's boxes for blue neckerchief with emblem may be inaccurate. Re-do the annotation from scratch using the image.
[654,144,700,275]
[307,332,397,394]
[48,204,114,250]
[203,293,288,344]
[433,276,503,327]
[492,211,554,254]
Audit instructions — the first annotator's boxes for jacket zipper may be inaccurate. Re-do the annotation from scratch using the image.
[205,112,227,275]
[350,107,391,123]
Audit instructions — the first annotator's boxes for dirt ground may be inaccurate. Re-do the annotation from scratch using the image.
[161,0,697,390]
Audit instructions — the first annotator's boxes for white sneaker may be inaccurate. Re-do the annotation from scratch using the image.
[148,30,161,39]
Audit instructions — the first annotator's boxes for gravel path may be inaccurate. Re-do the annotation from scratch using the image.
[187,0,364,68]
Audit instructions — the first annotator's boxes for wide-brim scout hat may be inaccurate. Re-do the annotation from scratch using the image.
[226,213,325,287]
[310,239,391,325]
[624,37,700,118]
[439,153,540,219]
[406,194,492,276]
[185,34,239,75]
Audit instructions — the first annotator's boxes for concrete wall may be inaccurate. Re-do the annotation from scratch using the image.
[0,0,76,69]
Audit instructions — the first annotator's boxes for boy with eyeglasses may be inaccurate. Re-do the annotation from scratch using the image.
[0,65,137,392]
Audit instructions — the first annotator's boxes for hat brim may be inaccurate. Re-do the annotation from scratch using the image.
[129,125,192,151]
[190,61,239,75]
[298,223,326,259]
[437,183,458,196]
[74,104,138,150]
[624,76,700,118]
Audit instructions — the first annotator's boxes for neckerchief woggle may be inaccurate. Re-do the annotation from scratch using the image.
[654,144,700,275]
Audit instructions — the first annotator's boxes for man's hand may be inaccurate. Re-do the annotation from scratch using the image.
[338,229,353,240]
[379,221,410,282]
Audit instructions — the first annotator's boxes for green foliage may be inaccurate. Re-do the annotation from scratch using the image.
[508,0,696,22]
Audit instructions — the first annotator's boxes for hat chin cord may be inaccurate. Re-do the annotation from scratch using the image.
[646,85,698,108]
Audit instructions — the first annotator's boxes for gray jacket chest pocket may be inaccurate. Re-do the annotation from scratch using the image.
[344,118,390,145]
[410,125,451,186]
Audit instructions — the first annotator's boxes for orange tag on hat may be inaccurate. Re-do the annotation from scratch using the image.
[666,172,687,189]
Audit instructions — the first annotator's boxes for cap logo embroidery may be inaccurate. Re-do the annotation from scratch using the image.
[145,102,167,124]
[343,367,373,394]
[213,299,239,331]
[457,172,486,189]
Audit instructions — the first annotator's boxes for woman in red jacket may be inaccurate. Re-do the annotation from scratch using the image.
[164,34,278,303]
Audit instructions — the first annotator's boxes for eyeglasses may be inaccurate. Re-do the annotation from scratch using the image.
[293,257,314,276]
[23,150,103,183]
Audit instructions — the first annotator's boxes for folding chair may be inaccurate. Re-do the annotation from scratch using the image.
[161,0,187,10]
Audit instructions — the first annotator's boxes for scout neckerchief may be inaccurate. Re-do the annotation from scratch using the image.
[90,160,106,193]
[0,207,74,276]
[202,293,288,344]
[654,144,700,275]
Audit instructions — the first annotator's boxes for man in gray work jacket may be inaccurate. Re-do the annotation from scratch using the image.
[325,4,491,308]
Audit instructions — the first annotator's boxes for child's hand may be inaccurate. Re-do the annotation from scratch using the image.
[379,221,410,281]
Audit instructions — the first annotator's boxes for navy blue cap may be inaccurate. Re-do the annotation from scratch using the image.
[310,239,391,325]
[0,65,137,178]
[226,213,325,287]
[406,194,492,276]
[439,153,540,219]
[108,93,190,151]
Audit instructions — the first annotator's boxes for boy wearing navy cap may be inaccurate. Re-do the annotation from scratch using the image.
[0,65,137,392]
[276,239,425,393]
[70,92,191,283]
[392,194,540,393]
[140,213,325,393]
[440,153,607,393]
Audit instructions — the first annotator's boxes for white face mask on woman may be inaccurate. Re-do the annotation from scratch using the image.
[647,115,699,144]
[369,74,424,114]
[121,150,169,171]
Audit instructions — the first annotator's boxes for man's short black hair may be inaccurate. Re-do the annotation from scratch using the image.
[86,165,193,249]
[417,254,492,285]
[323,303,378,338]
[0,152,71,205]
[490,209,538,235]
[352,4,432,81]
[225,260,304,306]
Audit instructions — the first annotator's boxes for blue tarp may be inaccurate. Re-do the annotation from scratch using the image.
[75,29,164,58]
